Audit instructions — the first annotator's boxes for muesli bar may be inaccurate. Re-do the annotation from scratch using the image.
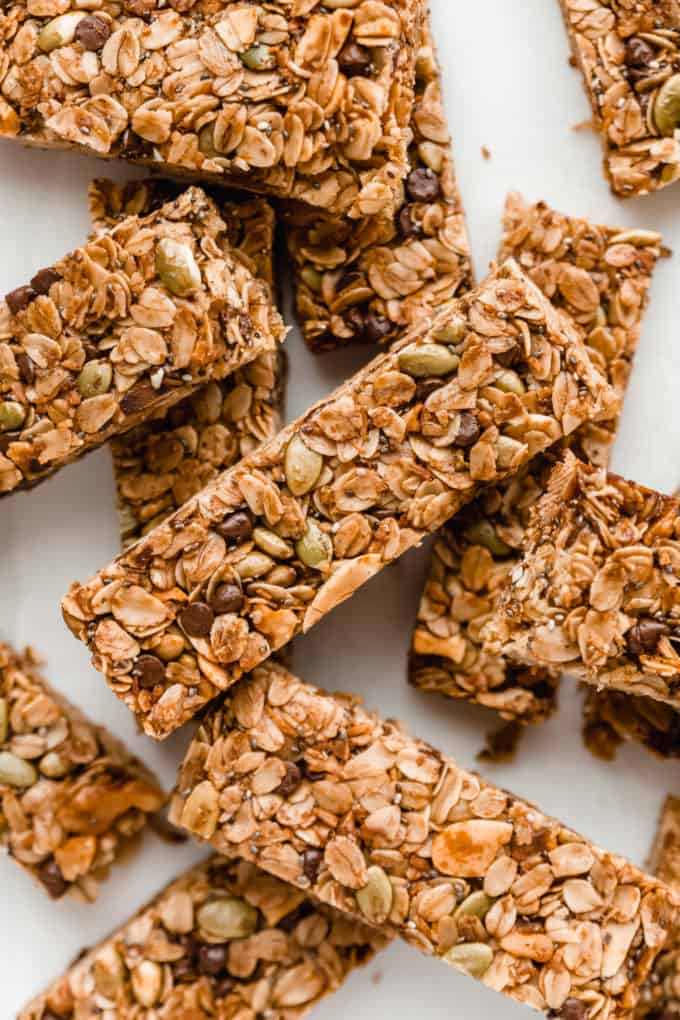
[486,451,680,709]
[0,642,164,902]
[18,855,387,1020]
[559,0,680,197]
[409,195,663,726]
[283,15,473,352]
[582,688,680,761]
[0,0,423,219]
[62,260,618,739]
[87,179,285,548]
[169,660,677,1019]
[0,186,286,496]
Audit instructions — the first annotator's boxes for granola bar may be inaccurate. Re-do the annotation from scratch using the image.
[0,642,164,902]
[409,195,663,726]
[582,688,680,760]
[559,0,680,197]
[62,260,618,739]
[0,0,423,220]
[0,185,286,496]
[282,15,473,352]
[487,451,680,709]
[19,855,387,1020]
[169,660,677,1019]
[87,179,286,548]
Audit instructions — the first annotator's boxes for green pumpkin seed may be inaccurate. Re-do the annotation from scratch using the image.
[198,123,219,158]
[0,751,37,788]
[296,521,332,570]
[464,520,512,558]
[397,343,459,378]
[240,44,276,70]
[197,897,258,939]
[444,942,493,979]
[454,891,494,921]
[654,74,680,135]
[301,267,323,293]
[156,238,201,297]
[38,12,83,52]
[285,435,323,496]
[0,400,26,432]
[77,361,112,398]
[494,370,525,396]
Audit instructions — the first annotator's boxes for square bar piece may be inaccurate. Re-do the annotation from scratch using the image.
[409,195,663,726]
[19,855,387,1020]
[0,186,286,496]
[170,660,678,1019]
[487,451,680,710]
[87,179,285,548]
[0,0,423,219]
[559,0,680,197]
[283,14,473,352]
[0,642,164,901]
[62,260,617,739]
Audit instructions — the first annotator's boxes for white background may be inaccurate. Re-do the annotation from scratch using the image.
[2,0,680,1016]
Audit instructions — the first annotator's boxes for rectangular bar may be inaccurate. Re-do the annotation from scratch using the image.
[559,0,680,198]
[62,260,618,739]
[0,0,423,219]
[87,179,285,548]
[169,660,678,1019]
[0,186,286,496]
[0,642,164,902]
[19,855,387,1020]
[486,451,680,709]
[282,14,473,352]
[582,688,680,761]
[409,195,663,725]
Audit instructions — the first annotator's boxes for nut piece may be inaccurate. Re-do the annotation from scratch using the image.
[197,897,258,939]
[397,343,459,378]
[356,866,393,924]
[77,362,112,398]
[285,435,323,496]
[38,12,83,52]
[0,750,37,788]
[431,821,513,878]
[155,238,201,297]
[444,942,494,979]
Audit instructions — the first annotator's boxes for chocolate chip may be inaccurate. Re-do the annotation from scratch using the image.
[38,857,68,899]
[556,1000,588,1020]
[133,654,166,689]
[626,618,669,657]
[274,761,302,797]
[210,582,244,615]
[495,344,519,368]
[5,285,37,315]
[415,378,443,403]
[120,382,158,416]
[453,411,481,448]
[214,977,234,999]
[75,14,111,50]
[338,42,372,76]
[302,848,323,884]
[197,943,228,976]
[30,267,61,295]
[364,311,392,344]
[406,168,441,203]
[16,352,35,385]
[172,957,197,983]
[625,36,655,68]
[344,306,367,339]
[216,509,253,543]
[179,602,214,637]
[397,204,420,237]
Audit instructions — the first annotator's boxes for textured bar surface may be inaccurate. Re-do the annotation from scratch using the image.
[409,196,662,725]
[487,452,680,709]
[62,260,617,739]
[0,642,164,902]
[559,0,680,197]
[0,0,423,218]
[170,660,677,1019]
[0,186,286,495]
[583,688,680,760]
[283,14,473,352]
[87,179,286,548]
[19,855,386,1020]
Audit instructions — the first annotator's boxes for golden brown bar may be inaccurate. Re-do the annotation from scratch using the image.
[19,855,387,1019]
[170,660,678,1019]
[0,186,286,496]
[62,260,617,739]
[0,642,164,901]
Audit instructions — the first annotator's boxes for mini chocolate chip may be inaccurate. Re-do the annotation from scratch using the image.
[5,285,37,315]
[625,36,655,68]
[30,267,61,295]
[364,311,392,344]
[38,857,68,899]
[397,204,420,237]
[81,341,100,362]
[338,41,372,76]
[16,352,35,385]
[278,901,314,932]
[557,1000,588,1020]
[134,654,166,689]
[172,957,197,983]
[302,848,324,884]
[210,582,244,615]
[344,306,366,338]
[217,509,253,543]
[75,14,111,50]
[120,382,158,416]
[214,977,234,999]
[626,618,669,657]
[415,378,443,402]
[453,411,481,448]
[495,344,519,368]
[275,761,302,797]
[406,167,441,203]
[180,602,214,637]
[198,943,228,976]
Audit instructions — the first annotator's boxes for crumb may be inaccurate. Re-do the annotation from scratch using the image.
[477,720,524,764]
[481,146,491,160]
[568,54,578,67]
[371,970,383,986]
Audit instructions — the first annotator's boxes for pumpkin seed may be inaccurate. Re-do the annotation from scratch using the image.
[38,12,83,52]
[156,238,201,297]
[240,44,276,70]
[444,942,493,979]
[397,343,459,378]
[285,435,323,496]
[464,520,512,558]
[300,267,323,293]
[494,370,526,396]
[197,897,258,939]
[356,866,393,924]
[252,526,293,560]
[0,400,26,432]
[296,521,332,570]
[454,891,494,921]
[653,74,680,135]
[77,361,112,398]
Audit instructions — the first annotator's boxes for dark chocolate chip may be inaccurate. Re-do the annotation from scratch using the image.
[274,761,302,797]
[415,378,443,403]
[197,943,228,976]
[406,167,441,203]
[344,306,367,338]
[301,848,324,884]
[38,857,68,899]
[133,654,166,689]
[338,42,372,76]
[625,36,656,68]
[5,285,37,315]
[210,582,244,615]
[397,204,420,237]
[30,267,61,295]
[216,509,253,543]
[75,14,111,50]
[172,957,197,983]
[364,311,392,344]
[626,618,669,657]
[120,382,158,416]
[16,352,35,385]
[179,602,214,637]
[453,411,481,448]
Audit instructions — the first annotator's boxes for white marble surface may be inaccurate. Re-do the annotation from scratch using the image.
[1,0,680,1015]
